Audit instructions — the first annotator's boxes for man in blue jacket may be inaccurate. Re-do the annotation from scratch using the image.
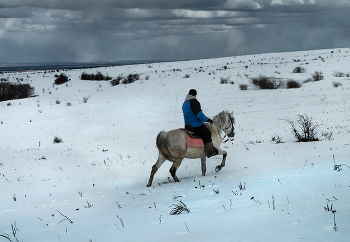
[182,89,218,158]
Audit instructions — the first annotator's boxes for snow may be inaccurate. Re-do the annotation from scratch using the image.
[1,48,350,242]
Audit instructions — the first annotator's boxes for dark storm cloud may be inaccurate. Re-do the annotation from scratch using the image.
[0,0,349,63]
[0,6,33,18]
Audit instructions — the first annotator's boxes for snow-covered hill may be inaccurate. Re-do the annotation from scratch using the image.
[1,48,350,242]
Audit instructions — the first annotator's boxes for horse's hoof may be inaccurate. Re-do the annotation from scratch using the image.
[215,166,221,172]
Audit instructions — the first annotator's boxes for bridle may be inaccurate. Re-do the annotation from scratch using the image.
[222,115,235,143]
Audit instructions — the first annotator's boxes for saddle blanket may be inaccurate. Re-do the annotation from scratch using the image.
[185,135,204,148]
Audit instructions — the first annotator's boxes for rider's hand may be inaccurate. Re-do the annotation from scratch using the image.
[207,118,213,124]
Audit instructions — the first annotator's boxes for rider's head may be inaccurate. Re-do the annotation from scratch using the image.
[189,89,197,97]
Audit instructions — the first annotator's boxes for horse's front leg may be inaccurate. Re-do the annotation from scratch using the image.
[215,149,227,172]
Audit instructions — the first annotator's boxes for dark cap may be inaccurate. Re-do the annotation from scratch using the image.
[189,89,197,96]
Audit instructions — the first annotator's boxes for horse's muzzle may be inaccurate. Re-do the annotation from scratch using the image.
[228,131,235,139]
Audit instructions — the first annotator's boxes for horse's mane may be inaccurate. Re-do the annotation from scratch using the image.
[207,111,234,139]
[214,111,227,125]
[214,111,234,126]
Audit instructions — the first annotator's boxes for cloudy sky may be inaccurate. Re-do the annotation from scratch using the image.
[0,0,349,64]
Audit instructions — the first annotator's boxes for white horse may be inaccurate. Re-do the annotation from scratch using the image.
[147,111,235,187]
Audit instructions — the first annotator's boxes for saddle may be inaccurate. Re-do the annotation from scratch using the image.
[181,125,204,148]
[182,124,202,138]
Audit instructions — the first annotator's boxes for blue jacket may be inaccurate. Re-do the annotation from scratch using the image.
[182,94,209,128]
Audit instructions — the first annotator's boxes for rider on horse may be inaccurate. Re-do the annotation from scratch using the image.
[182,89,218,158]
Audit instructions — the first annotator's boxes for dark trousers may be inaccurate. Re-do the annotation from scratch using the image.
[187,124,212,144]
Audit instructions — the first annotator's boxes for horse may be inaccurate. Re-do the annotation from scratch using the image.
[146,111,235,187]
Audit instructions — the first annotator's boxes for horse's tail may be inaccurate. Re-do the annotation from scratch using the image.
[156,131,177,162]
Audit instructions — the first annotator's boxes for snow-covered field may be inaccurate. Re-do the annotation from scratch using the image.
[1,48,350,242]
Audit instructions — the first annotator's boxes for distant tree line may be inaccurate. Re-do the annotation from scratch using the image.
[80,71,112,81]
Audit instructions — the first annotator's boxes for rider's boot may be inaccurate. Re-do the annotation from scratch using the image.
[204,142,218,158]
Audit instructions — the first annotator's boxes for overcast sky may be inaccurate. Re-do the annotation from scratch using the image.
[0,0,349,64]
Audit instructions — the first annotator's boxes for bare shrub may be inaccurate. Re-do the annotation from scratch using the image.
[122,74,140,84]
[286,115,320,142]
[286,79,302,89]
[110,79,120,86]
[83,96,90,103]
[81,71,112,81]
[0,80,35,101]
[53,136,63,143]
[238,182,246,190]
[170,200,190,215]
[332,82,342,87]
[220,77,230,84]
[251,76,284,89]
[312,71,324,81]
[239,84,248,90]
[110,74,140,86]
[110,75,123,86]
[271,135,283,144]
[293,66,306,73]
[333,71,345,77]
[322,131,333,140]
[54,73,69,85]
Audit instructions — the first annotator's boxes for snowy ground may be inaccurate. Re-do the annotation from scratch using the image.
[1,48,350,242]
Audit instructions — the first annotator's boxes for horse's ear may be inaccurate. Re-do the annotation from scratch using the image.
[230,111,233,116]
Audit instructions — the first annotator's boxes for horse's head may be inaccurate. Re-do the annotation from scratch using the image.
[225,111,235,139]
[217,111,235,140]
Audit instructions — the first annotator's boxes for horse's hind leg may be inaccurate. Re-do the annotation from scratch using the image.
[169,160,182,182]
[201,156,206,176]
[147,154,166,187]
